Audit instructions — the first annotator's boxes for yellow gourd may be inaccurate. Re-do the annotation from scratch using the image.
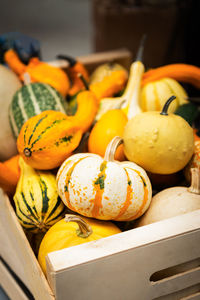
[38,214,121,275]
[140,77,188,113]
[123,96,194,174]
[14,157,65,233]
[88,109,128,161]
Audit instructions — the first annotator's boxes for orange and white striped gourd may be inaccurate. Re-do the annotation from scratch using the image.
[57,136,152,221]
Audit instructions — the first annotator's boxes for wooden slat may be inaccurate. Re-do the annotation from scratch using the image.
[182,292,200,300]
[48,48,132,72]
[152,267,200,298]
[0,260,29,300]
[46,210,200,300]
[0,189,55,300]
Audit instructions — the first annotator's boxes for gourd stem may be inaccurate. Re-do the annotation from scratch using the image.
[108,61,115,69]
[23,72,31,85]
[65,214,93,238]
[78,73,89,90]
[188,168,200,195]
[24,147,32,157]
[160,95,176,115]
[56,54,77,67]
[104,136,123,162]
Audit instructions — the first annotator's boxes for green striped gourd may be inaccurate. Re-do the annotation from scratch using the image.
[9,82,67,139]
[14,157,66,233]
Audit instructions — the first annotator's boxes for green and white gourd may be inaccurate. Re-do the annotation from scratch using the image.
[14,157,66,233]
[9,82,68,139]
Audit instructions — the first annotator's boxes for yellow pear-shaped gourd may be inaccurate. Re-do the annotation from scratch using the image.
[14,157,65,233]
[38,214,121,275]
[123,96,194,174]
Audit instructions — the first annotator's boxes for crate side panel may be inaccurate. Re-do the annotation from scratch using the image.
[51,230,200,300]
[0,261,29,300]
[0,190,54,300]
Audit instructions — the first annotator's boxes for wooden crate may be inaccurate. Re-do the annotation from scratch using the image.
[1,49,200,300]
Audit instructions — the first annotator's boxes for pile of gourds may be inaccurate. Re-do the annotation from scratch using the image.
[1,47,200,277]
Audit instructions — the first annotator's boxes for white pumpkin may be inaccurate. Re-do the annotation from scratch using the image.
[0,64,22,161]
[136,168,200,227]
[57,137,152,221]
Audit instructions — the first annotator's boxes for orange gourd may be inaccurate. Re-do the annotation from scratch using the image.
[88,109,128,161]
[17,88,98,169]
[57,55,90,97]
[142,64,200,89]
[17,110,83,170]
[90,69,128,102]
[0,155,20,194]
[73,89,98,133]
[4,49,70,97]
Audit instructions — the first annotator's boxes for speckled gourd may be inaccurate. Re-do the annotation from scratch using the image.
[57,136,152,221]
[123,96,194,174]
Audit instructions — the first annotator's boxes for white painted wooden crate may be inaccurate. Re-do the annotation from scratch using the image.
[1,49,200,300]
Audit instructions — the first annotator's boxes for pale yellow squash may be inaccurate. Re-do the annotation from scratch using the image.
[123,96,194,174]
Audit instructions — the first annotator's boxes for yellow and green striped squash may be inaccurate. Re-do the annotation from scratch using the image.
[140,77,188,113]
[9,82,67,139]
[14,157,66,233]
[56,137,152,221]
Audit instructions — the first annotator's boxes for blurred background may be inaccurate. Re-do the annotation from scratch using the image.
[0,0,199,66]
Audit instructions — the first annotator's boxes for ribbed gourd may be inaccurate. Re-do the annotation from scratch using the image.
[140,77,188,113]
[9,82,68,139]
[57,136,152,221]
[14,157,65,233]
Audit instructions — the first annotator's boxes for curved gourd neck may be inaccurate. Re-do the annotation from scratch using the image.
[65,214,93,238]
[104,136,123,162]
[188,168,200,195]
[123,61,144,98]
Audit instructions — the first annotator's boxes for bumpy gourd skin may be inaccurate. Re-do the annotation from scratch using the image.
[123,111,194,174]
